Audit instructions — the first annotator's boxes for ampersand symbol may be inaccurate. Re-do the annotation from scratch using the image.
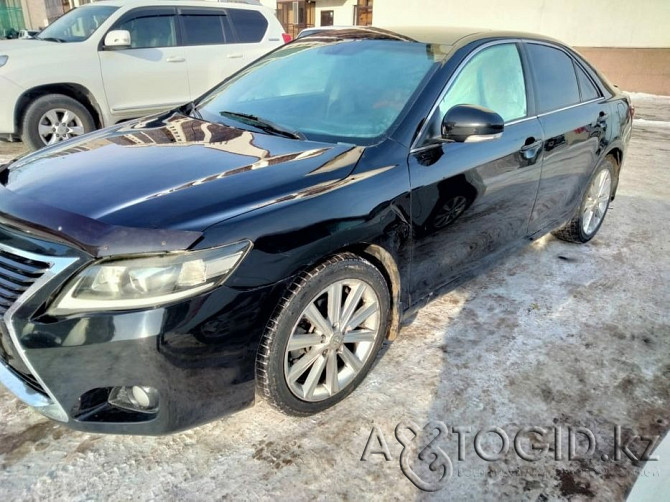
[395,420,453,491]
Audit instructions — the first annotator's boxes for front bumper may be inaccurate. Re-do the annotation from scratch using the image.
[0,225,282,434]
[0,76,24,135]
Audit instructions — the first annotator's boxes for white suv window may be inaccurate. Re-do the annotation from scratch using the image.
[181,14,230,45]
[117,15,177,49]
[227,9,268,43]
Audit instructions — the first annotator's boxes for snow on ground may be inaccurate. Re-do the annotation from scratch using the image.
[0,95,668,501]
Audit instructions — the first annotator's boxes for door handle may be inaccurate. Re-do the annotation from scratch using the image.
[166,56,185,63]
[227,54,244,59]
[519,137,543,161]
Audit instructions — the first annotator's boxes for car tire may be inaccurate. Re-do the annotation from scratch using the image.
[21,94,95,151]
[552,156,617,243]
[256,253,390,416]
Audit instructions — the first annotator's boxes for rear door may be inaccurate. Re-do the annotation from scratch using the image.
[178,8,238,99]
[409,42,544,301]
[98,7,190,119]
[524,42,610,234]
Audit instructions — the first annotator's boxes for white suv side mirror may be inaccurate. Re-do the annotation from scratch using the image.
[104,30,131,48]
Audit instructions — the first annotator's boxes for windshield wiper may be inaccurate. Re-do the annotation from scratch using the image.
[219,111,305,140]
[36,36,66,43]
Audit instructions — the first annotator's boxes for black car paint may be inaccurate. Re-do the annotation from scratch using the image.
[0,31,632,434]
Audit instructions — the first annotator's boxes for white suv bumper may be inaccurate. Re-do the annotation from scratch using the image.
[0,76,25,136]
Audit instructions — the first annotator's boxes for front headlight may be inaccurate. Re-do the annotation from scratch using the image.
[0,55,8,68]
[48,240,252,315]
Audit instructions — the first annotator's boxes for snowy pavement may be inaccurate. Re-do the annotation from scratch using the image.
[0,95,668,500]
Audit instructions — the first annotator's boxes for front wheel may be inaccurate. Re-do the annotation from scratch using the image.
[256,253,390,415]
[552,156,616,243]
[21,94,95,150]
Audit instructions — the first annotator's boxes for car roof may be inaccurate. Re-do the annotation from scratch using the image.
[300,25,562,47]
[89,0,264,10]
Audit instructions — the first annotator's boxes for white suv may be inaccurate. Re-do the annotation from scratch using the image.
[0,0,288,150]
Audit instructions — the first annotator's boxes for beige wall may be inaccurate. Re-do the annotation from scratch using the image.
[373,0,670,48]
[315,0,356,26]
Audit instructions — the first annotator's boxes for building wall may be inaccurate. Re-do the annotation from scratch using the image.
[314,0,356,26]
[373,0,670,48]
[374,0,670,95]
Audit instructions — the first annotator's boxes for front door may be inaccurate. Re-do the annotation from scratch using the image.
[98,8,190,120]
[409,42,544,302]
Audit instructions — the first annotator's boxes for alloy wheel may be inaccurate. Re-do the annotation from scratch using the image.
[284,279,381,402]
[581,169,612,235]
[38,108,86,145]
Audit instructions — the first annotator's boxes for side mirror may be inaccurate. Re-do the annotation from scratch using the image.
[104,30,131,49]
[441,104,504,143]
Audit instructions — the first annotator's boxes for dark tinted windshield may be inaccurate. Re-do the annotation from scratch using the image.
[197,40,448,144]
[38,5,118,43]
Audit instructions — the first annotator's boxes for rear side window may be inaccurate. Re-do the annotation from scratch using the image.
[574,62,600,101]
[527,44,580,113]
[182,15,228,45]
[227,9,268,43]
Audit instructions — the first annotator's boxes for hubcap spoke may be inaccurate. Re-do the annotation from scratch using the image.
[304,303,333,337]
[288,334,323,351]
[325,351,339,395]
[582,170,611,235]
[339,346,363,372]
[339,282,365,328]
[288,348,323,384]
[343,328,376,343]
[68,126,85,136]
[45,110,59,125]
[38,124,52,137]
[326,283,342,326]
[302,354,327,399]
[345,302,378,331]
[61,110,73,124]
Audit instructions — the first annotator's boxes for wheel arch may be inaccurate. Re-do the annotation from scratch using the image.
[603,146,623,199]
[14,83,103,134]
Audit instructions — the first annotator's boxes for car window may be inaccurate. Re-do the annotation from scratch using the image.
[227,9,268,43]
[181,15,228,45]
[117,15,177,49]
[527,43,580,113]
[574,62,600,102]
[37,5,118,42]
[424,43,527,142]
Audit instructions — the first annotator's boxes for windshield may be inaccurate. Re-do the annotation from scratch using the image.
[197,40,448,145]
[37,5,118,43]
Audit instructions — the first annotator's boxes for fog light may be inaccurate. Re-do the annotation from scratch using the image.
[108,386,159,413]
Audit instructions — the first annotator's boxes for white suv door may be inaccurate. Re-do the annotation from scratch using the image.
[98,7,191,121]
[179,7,280,99]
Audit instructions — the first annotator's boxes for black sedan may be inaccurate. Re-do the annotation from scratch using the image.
[0,27,632,434]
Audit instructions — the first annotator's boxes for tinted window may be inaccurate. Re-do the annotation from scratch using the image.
[182,15,227,45]
[118,15,177,48]
[437,43,527,123]
[575,63,600,101]
[227,9,267,43]
[527,44,580,113]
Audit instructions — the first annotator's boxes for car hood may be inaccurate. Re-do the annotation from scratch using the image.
[0,113,364,256]
[0,38,70,57]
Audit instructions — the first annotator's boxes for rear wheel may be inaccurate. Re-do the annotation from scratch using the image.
[552,156,616,243]
[21,94,95,150]
[256,253,390,415]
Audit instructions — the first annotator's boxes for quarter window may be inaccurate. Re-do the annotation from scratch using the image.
[574,62,600,102]
[437,43,527,124]
[117,15,177,49]
[227,9,268,43]
[527,44,580,113]
[182,15,228,45]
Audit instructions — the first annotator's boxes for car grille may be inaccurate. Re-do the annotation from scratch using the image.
[0,248,50,316]
[0,248,50,395]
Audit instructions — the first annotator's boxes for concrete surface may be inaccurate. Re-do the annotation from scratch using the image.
[0,95,668,501]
